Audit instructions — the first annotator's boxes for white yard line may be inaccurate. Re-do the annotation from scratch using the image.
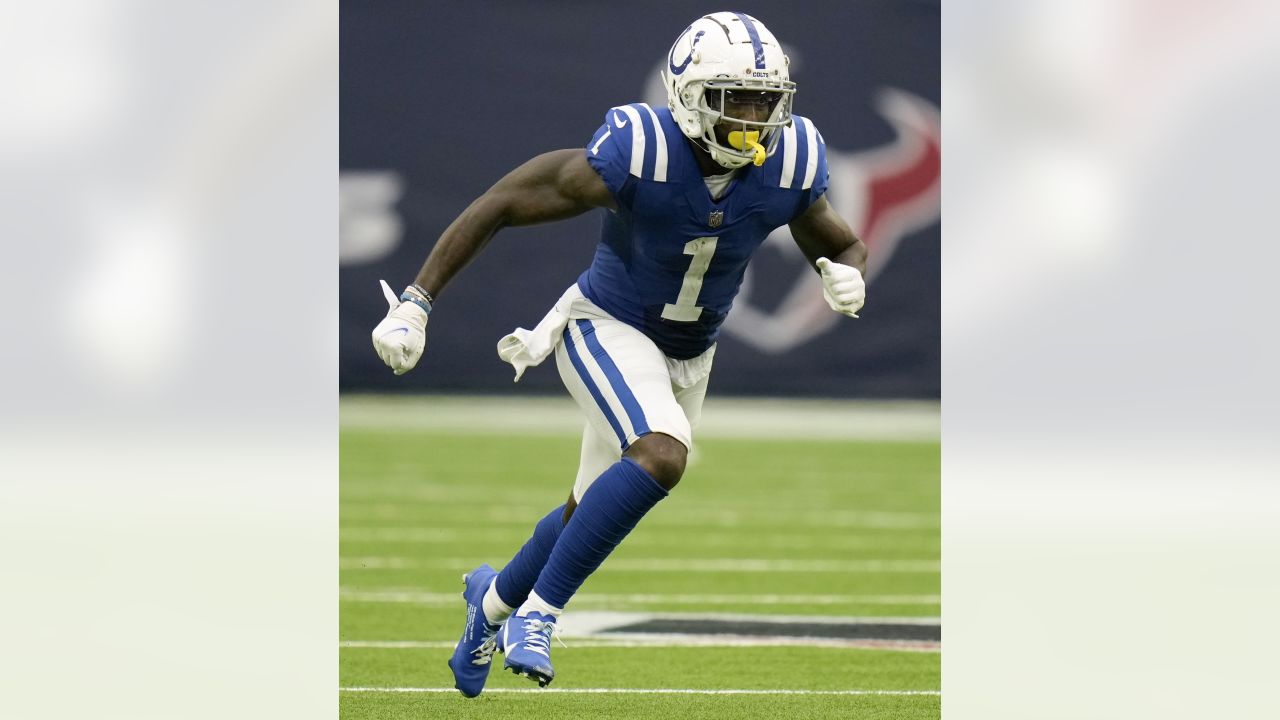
[339,505,940,530]
[589,558,940,573]
[339,557,417,569]
[340,637,940,652]
[340,395,939,442]
[554,610,941,627]
[340,528,461,542]
[339,686,940,696]
[339,557,940,572]
[340,526,938,550]
[339,590,940,606]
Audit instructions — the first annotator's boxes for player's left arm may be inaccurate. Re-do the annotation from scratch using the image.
[790,195,866,274]
[790,195,868,317]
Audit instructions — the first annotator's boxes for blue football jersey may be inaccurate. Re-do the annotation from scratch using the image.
[580,103,829,360]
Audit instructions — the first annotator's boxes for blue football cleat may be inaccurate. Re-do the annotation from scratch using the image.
[502,609,559,687]
[446,564,502,698]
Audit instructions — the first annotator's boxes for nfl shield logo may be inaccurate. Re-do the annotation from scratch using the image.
[707,210,724,228]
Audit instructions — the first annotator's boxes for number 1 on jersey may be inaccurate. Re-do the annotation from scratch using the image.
[662,236,718,322]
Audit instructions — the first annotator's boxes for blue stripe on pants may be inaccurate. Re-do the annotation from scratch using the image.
[575,319,651,438]
[562,326,628,447]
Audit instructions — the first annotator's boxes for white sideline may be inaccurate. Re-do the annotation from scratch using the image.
[339,686,940,696]
[340,394,940,442]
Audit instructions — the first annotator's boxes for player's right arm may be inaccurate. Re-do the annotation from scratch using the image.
[372,149,614,375]
[415,149,616,299]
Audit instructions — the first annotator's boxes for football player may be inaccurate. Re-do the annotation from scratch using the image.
[371,11,867,696]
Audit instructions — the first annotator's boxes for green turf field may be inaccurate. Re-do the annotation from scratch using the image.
[341,400,940,719]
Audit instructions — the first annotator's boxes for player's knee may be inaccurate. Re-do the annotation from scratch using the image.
[626,433,687,490]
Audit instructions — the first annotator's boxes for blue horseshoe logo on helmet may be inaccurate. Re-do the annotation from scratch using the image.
[668,29,706,76]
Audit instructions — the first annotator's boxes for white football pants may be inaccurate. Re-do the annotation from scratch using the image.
[552,287,714,502]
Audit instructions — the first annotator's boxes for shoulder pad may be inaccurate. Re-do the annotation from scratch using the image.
[587,103,676,183]
[767,115,827,192]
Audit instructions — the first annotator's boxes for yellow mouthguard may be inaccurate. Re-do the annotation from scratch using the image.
[728,130,767,166]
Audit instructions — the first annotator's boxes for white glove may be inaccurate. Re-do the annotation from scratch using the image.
[816,257,865,318]
[371,280,428,375]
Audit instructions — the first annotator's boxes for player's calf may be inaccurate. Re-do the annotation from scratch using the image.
[508,456,671,687]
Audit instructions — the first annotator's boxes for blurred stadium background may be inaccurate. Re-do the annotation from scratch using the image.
[340,1,939,717]
[340,0,938,399]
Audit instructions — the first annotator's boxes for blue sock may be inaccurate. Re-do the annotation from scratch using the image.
[494,504,567,608]
[531,458,668,609]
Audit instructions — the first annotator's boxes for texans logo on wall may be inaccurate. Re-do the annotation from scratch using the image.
[725,90,939,354]
[639,69,939,355]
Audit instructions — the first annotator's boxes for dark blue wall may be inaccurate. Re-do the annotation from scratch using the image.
[341,1,939,397]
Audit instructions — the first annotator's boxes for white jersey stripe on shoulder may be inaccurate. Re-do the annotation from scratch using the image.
[638,104,668,182]
[801,117,819,190]
[779,122,798,188]
[590,128,611,156]
[617,105,646,178]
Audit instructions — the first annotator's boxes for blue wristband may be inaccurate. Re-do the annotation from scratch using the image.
[399,288,433,316]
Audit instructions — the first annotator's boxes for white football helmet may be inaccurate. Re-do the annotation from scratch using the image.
[663,12,796,169]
